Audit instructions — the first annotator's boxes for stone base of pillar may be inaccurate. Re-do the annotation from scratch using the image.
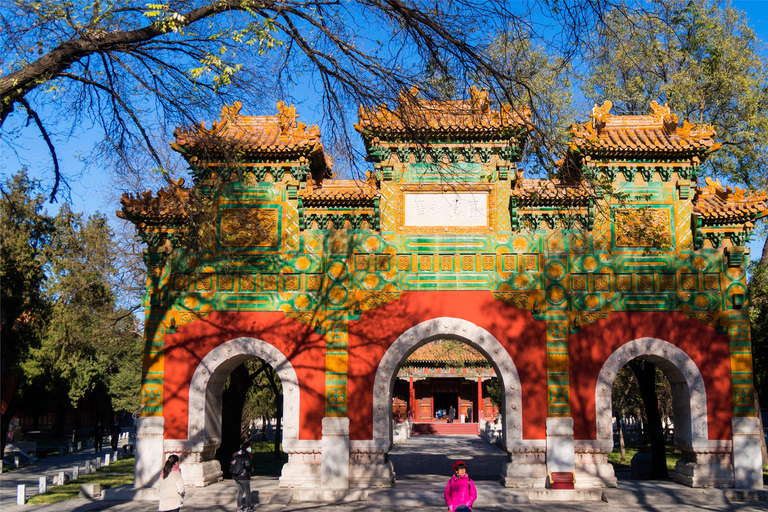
[349,441,395,487]
[163,438,222,487]
[575,441,617,488]
[349,461,395,487]
[500,441,547,488]
[500,461,548,488]
[134,417,165,489]
[673,460,734,487]
[180,460,223,487]
[574,464,618,488]
[732,417,764,489]
[673,440,734,488]
[279,460,322,488]
[279,441,322,488]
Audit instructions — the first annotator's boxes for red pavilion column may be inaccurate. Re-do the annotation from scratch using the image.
[409,376,415,421]
[477,376,483,423]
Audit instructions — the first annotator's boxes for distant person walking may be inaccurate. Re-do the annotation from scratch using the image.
[110,422,122,452]
[448,405,456,423]
[231,442,253,512]
[158,454,185,512]
[92,422,104,453]
[467,406,473,423]
[444,461,476,512]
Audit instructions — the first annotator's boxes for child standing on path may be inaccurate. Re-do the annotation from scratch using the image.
[444,461,477,512]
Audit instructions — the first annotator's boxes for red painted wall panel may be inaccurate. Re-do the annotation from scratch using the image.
[347,291,548,441]
[569,311,733,441]
[163,311,326,440]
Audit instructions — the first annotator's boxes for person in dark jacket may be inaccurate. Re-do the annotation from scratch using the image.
[231,442,253,512]
[448,406,456,423]
[92,422,104,453]
[110,422,121,452]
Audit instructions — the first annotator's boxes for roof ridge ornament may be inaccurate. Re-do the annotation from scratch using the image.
[591,100,612,130]
[276,100,299,134]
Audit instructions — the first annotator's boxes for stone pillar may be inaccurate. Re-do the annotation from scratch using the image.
[732,417,764,489]
[134,417,165,488]
[321,417,349,489]
[546,417,574,475]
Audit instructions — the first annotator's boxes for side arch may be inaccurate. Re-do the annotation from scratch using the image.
[372,317,523,451]
[187,337,301,449]
[594,337,708,451]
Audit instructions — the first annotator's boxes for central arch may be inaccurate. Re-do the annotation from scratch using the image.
[372,317,523,451]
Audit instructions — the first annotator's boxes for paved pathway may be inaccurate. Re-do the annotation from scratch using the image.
[2,435,766,511]
[389,434,507,480]
[1,441,131,507]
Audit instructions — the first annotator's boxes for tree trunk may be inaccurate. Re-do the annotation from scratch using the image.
[214,363,252,477]
[629,360,669,480]
[619,416,627,463]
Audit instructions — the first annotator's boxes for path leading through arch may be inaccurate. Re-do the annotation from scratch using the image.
[389,435,508,481]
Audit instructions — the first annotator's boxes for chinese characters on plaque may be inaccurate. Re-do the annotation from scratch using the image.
[404,192,488,227]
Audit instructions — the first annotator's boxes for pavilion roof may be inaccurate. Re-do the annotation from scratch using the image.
[355,86,532,142]
[569,101,720,159]
[693,178,768,224]
[510,174,594,206]
[172,101,332,178]
[117,178,192,227]
[404,340,488,365]
[299,176,380,207]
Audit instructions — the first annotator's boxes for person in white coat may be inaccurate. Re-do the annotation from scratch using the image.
[158,454,185,512]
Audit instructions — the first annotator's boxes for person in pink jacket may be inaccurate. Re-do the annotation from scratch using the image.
[444,461,477,512]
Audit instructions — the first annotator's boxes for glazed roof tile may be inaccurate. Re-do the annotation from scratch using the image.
[510,175,594,204]
[404,340,488,364]
[172,101,332,176]
[355,86,532,140]
[299,176,379,206]
[570,101,720,157]
[693,178,768,223]
[118,179,192,226]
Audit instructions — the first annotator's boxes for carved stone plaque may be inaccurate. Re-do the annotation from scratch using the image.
[403,192,488,227]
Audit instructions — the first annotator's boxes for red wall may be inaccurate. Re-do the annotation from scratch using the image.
[163,311,325,440]
[347,291,548,441]
[569,311,733,441]
[161,299,734,445]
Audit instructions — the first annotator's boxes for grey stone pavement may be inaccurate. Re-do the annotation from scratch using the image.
[2,435,767,511]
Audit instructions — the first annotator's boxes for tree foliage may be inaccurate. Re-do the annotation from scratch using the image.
[0,0,616,199]
[582,0,768,194]
[0,170,141,450]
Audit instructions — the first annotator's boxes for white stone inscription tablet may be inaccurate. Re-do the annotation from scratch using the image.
[403,192,488,227]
